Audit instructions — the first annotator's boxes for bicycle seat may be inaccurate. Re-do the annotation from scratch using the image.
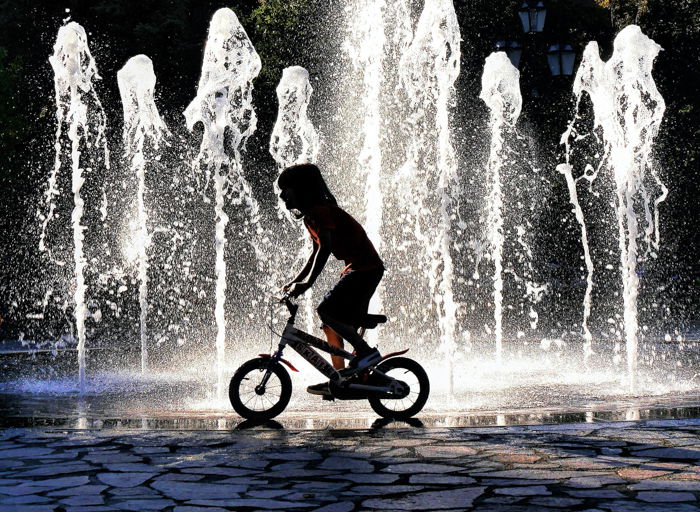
[357,314,388,329]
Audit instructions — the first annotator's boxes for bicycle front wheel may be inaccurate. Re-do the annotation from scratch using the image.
[368,357,430,420]
[229,357,292,421]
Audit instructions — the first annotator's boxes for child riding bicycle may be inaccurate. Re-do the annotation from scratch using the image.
[278,163,384,396]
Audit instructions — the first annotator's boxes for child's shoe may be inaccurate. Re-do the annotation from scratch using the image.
[349,348,381,370]
[306,381,331,396]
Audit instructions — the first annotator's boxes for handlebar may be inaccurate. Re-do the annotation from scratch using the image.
[278,294,299,319]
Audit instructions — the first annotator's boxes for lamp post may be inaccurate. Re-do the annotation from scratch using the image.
[518,1,547,34]
[495,40,523,68]
[547,44,576,76]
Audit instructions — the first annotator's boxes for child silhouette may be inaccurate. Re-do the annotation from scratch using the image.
[278,163,384,396]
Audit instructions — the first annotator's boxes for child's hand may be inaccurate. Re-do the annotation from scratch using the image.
[282,281,299,293]
[287,282,311,298]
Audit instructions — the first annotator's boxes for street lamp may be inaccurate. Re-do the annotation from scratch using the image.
[547,44,576,76]
[495,40,523,68]
[518,1,546,34]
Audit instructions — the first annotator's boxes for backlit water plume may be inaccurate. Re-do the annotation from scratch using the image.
[345,0,387,333]
[559,25,666,391]
[117,54,169,372]
[269,65,319,331]
[270,66,319,169]
[479,52,522,363]
[184,8,262,399]
[46,22,110,391]
[398,0,460,390]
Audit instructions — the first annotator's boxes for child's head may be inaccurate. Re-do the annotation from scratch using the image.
[277,163,337,215]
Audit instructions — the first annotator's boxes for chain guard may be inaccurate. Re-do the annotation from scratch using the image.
[386,379,410,399]
[328,374,410,401]
[328,379,369,400]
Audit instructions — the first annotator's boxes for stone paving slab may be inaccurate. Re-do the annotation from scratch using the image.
[0,419,700,511]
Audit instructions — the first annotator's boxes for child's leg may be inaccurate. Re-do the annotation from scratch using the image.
[317,268,384,357]
[318,312,372,354]
[322,325,346,370]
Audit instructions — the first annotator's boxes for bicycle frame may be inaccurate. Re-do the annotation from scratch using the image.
[276,323,354,379]
[264,297,352,382]
[254,297,408,398]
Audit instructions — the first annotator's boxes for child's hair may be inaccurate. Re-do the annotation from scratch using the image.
[277,163,337,209]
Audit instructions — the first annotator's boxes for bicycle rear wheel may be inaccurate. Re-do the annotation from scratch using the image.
[368,357,429,420]
[229,357,292,421]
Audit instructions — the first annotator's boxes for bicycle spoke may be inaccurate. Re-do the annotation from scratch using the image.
[380,367,422,412]
[237,369,284,412]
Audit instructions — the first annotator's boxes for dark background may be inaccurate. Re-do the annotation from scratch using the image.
[0,0,697,343]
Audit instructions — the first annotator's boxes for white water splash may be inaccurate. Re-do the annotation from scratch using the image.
[48,22,109,391]
[513,224,548,332]
[563,25,666,391]
[399,0,460,390]
[269,65,319,333]
[270,66,319,169]
[185,8,261,399]
[386,1,413,65]
[479,52,522,363]
[117,54,168,372]
[345,0,387,340]
[557,161,594,359]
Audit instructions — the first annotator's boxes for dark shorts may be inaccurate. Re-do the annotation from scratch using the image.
[317,267,384,327]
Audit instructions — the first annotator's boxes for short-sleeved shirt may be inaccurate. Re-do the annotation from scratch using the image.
[304,204,383,273]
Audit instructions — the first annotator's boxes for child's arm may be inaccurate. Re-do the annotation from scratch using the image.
[286,230,331,297]
[285,239,318,288]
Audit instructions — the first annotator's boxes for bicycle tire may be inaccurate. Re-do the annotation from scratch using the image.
[368,356,430,420]
[229,357,292,421]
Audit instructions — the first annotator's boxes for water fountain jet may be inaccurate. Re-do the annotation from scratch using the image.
[479,52,522,363]
[345,0,387,329]
[117,54,169,372]
[46,22,110,391]
[184,8,262,399]
[559,25,666,391]
[269,65,320,332]
[398,0,460,391]
[270,66,319,169]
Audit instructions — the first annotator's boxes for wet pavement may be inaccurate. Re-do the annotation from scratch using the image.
[2,418,700,511]
[1,359,699,431]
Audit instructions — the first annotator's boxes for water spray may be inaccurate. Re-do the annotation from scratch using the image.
[560,25,666,391]
[48,22,110,391]
[270,65,320,332]
[185,8,262,399]
[399,0,461,391]
[479,52,522,364]
[117,54,169,372]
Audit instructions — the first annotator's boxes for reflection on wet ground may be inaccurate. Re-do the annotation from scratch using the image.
[1,347,698,430]
[2,406,700,431]
[1,381,699,430]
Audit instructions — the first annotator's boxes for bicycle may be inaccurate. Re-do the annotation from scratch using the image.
[228,295,430,421]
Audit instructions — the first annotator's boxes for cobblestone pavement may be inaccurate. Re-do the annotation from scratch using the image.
[1,418,700,512]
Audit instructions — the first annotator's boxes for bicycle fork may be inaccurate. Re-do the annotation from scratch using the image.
[255,343,288,395]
